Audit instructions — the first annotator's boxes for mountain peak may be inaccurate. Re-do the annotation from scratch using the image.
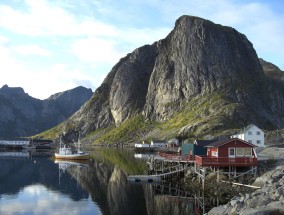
[50,15,284,143]
[0,84,27,97]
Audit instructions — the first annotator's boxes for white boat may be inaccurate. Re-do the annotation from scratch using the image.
[54,135,89,160]
[22,145,36,150]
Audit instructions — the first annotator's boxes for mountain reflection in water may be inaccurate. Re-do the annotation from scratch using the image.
[0,149,214,215]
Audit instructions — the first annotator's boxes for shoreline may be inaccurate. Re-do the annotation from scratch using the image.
[207,146,284,214]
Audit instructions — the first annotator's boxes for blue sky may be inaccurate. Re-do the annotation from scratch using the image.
[0,0,283,99]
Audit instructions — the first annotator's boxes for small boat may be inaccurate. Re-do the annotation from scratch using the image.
[54,135,89,160]
[22,145,36,150]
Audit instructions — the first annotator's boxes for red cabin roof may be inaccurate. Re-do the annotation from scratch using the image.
[205,138,257,148]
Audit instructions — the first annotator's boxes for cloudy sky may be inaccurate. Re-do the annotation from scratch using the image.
[0,0,283,99]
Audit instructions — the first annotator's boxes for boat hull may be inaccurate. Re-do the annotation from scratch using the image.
[54,153,89,160]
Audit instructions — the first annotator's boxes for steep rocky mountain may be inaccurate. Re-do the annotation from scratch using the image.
[0,85,93,138]
[260,58,284,82]
[50,15,284,143]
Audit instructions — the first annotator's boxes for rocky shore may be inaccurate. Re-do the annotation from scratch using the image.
[208,146,284,215]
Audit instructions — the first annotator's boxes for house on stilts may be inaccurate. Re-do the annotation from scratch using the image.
[194,138,258,187]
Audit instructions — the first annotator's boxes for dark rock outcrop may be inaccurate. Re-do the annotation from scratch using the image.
[59,15,284,141]
[209,165,284,215]
[0,85,93,138]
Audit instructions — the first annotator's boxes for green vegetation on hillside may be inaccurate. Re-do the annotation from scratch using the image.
[92,93,241,144]
[158,93,240,137]
[35,93,244,144]
[32,123,63,139]
[93,115,156,144]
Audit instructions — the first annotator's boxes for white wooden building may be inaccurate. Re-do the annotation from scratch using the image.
[0,139,29,148]
[231,124,265,148]
[150,140,167,147]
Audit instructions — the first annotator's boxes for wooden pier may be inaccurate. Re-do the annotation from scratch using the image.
[129,148,258,189]
[128,153,194,183]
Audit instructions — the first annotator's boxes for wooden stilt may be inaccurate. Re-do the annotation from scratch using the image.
[217,167,220,183]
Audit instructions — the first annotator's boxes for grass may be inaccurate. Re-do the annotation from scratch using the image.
[33,91,242,144]
[157,93,240,137]
[90,92,242,143]
[93,115,156,144]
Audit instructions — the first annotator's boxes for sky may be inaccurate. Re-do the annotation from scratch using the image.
[0,0,283,99]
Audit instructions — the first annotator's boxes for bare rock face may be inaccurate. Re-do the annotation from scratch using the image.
[62,15,284,140]
[143,15,264,121]
[109,45,158,125]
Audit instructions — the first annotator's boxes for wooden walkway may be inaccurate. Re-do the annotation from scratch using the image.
[157,152,194,163]
[128,164,185,183]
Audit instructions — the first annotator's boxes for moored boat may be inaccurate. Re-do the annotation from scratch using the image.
[54,135,89,160]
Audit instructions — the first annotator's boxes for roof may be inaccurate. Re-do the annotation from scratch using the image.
[151,140,166,143]
[206,138,256,148]
[194,140,215,147]
[238,124,261,134]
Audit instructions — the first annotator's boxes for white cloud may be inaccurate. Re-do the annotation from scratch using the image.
[0,184,100,215]
[0,45,94,99]
[71,37,122,64]
[14,44,51,56]
[0,35,10,44]
[0,0,118,37]
[26,64,97,99]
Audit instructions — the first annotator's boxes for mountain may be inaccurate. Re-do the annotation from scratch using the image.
[0,85,93,138]
[260,58,284,82]
[45,15,284,143]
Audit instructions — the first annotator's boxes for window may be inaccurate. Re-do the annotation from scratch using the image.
[257,140,261,144]
[257,131,261,135]
[248,131,252,135]
[248,140,252,143]
[229,148,235,157]
[212,151,218,156]
[236,148,244,157]
[244,148,252,156]
[235,148,252,157]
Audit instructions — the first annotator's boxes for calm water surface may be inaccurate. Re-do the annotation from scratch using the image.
[0,149,212,215]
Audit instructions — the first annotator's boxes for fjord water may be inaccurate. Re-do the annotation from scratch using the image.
[0,149,205,215]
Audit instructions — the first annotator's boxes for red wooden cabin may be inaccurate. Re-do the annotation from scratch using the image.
[195,138,257,167]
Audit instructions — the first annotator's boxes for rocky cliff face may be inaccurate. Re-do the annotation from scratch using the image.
[60,15,284,141]
[0,85,93,138]
[143,16,265,121]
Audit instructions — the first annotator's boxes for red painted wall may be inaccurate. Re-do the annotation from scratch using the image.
[207,139,255,157]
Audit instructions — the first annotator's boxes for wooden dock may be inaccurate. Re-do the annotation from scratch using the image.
[128,164,186,183]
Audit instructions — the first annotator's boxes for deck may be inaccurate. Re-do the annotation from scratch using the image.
[157,152,194,163]
[195,155,257,167]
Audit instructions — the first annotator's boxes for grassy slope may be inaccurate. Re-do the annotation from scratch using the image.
[34,93,241,143]
[93,93,241,143]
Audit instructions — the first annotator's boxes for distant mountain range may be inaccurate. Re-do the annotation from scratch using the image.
[30,15,284,143]
[0,85,93,138]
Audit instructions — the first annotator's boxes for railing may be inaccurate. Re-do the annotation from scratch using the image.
[158,152,194,161]
[195,155,257,167]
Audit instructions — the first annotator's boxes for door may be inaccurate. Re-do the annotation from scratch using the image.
[229,148,235,158]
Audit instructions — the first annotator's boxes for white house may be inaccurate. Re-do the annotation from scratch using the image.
[167,138,179,147]
[231,124,265,148]
[150,140,167,147]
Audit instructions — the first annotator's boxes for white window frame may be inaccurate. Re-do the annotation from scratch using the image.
[229,148,235,158]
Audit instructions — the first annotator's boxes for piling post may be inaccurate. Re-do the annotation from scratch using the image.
[217,167,220,183]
